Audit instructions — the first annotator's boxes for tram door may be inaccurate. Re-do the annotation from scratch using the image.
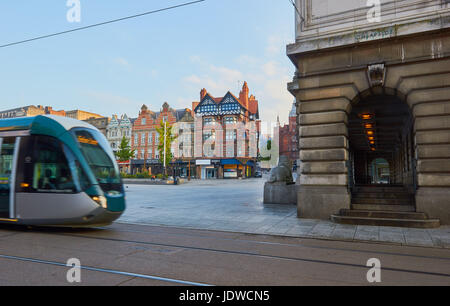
[0,137,19,219]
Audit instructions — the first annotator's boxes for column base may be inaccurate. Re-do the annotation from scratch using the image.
[264,182,297,205]
[298,186,350,220]
[416,187,450,225]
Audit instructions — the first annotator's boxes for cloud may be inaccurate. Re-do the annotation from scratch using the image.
[262,61,281,77]
[183,65,244,95]
[113,57,131,69]
[181,35,295,125]
[266,35,290,57]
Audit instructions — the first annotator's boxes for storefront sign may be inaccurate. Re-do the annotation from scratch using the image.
[196,159,211,166]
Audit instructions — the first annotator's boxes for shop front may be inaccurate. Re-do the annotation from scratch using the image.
[131,159,161,175]
[196,159,221,180]
[117,160,131,174]
[221,159,255,179]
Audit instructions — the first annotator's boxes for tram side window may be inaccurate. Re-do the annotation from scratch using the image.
[31,136,76,193]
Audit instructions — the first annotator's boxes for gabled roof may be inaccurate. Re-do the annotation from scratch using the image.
[194,93,220,112]
[194,91,248,113]
[221,91,248,111]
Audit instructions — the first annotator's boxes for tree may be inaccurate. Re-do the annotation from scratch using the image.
[266,139,272,151]
[115,136,135,162]
[156,120,178,175]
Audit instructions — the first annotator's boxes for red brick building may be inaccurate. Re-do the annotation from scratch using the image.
[131,102,192,174]
[279,102,298,163]
[192,82,261,179]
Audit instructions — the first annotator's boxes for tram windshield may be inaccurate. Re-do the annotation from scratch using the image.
[73,129,122,194]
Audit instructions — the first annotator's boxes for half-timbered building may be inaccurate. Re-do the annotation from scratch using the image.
[192,82,260,179]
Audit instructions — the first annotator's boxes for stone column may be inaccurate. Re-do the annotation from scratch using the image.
[296,98,351,219]
[410,87,450,224]
[289,70,367,219]
[387,59,450,224]
[289,70,369,219]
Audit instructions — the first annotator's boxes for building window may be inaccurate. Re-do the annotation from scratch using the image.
[142,118,146,125]
[203,131,215,141]
[224,116,238,124]
[201,104,217,113]
[149,133,153,143]
[141,133,146,145]
[203,118,216,125]
[221,103,239,112]
[226,130,237,140]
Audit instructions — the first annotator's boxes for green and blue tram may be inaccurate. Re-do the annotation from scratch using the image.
[0,115,125,227]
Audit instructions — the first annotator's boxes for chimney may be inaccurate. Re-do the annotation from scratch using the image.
[200,88,207,100]
[239,81,249,110]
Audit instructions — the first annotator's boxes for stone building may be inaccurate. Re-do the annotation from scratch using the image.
[106,114,135,173]
[0,105,65,119]
[192,82,260,179]
[106,114,134,153]
[172,109,196,178]
[287,0,450,225]
[83,117,110,136]
[66,110,103,121]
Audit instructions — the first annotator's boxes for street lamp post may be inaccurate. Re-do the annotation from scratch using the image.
[163,120,167,176]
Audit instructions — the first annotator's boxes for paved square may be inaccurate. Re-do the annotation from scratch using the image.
[118,179,450,248]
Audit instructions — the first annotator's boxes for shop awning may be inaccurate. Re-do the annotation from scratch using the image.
[246,160,255,166]
[220,159,242,165]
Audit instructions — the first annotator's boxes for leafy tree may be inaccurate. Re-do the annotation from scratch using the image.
[115,136,135,162]
[267,139,272,151]
[156,121,178,175]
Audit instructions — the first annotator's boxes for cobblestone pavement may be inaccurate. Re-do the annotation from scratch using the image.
[118,179,450,249]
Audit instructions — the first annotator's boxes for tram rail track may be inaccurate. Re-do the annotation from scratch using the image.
[0,253,213,286]
[0,224,449,283]
[102,224,450,262]
[33,230,450,279]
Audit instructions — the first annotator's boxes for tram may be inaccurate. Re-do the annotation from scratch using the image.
[0,115,126,227]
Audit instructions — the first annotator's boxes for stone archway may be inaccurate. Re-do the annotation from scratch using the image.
[347,88,415,191]
[289,50,450,224]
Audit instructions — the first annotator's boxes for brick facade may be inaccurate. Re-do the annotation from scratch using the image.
[279,103,298,162]
[192,82,261,179]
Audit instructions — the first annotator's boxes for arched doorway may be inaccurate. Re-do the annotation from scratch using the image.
[369,158,390,184]
[348,89,416,210]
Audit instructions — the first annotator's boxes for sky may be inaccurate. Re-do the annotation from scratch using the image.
[0,0,296,125]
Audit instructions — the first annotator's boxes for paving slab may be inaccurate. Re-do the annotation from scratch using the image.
[119,180,450,248]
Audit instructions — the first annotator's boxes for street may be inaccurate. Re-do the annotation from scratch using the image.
[119,179,450,248]
[1,0,450,290]
[0,222,448,286]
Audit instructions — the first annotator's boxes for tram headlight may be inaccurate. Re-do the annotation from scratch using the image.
[91,196,108,209]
